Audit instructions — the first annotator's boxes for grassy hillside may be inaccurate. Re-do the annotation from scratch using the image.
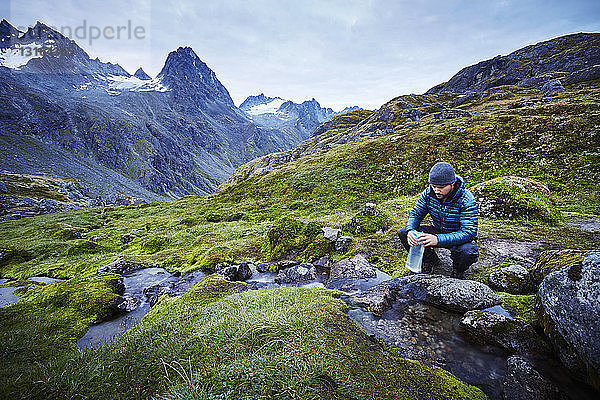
[1,83,599,399]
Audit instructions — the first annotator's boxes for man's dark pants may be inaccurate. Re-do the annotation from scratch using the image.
[398,225,478,277]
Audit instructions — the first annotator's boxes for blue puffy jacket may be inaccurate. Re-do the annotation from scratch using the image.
[405,175,478,246]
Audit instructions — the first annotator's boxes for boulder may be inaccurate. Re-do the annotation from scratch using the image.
[529,249,586,287]
[460,310,549,355]
[255,263,272,273]
[470,176,561,225]
[503,356,568,400]
[275,263,316,284]
[537,251,600,389]
[353,274,501,316]
[217,263,252,282]
[322,227,341,242]
[326,254,378,291]
[541,79,565,93]
[313,255,332,269]
[335,236,353,252]
[98,257,145,275]
[487,263,532,294]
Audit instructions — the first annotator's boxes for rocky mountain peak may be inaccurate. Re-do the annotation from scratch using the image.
[0,19,21,48]
[134,67,151,80]
[158,46,234,107]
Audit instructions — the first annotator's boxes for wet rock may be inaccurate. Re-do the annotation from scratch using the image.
[322,227,340,242]
[503,356,568,400]
[217,263,252,282]
[330,254,376,280]
[98,257,145,275]
[116,292,140,313]
[144,270,207,307]
[335,236,353,252]
[460,310,549,355]
[537,250,600,389]
[256,263,272,273]
[488,263,532,294]
[354,274,501,316]
[0,180,7,193]
[313,255,332,269]
[275,263,316,284]
[120,234,135,244]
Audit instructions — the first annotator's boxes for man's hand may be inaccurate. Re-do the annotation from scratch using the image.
[416,232,438,247]
[407,230,420,246]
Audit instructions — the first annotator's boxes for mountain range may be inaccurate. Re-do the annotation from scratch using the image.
[0,19,356,201]
[240,93,359,141]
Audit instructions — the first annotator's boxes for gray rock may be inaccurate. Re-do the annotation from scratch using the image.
[330,254,376,280]
[360,203,379,216]
[353,274,501,316]
[98,257,145,275]
[275,263,316,284]
[335,236,353,252]
[313,255,332,269]
[217,263,252,282]
[537,251,600,388]
[256,263,272,273]
[460,310,549,355]
[322,226,341,242]
[541,79,565,93]
[503,356,568,400]
[488,264,532,294]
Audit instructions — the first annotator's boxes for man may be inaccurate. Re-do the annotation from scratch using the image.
[398,162,479,279]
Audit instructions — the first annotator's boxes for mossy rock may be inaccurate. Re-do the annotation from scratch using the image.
[342,206,392,235]
[139,235,171,254]
[188,245,236,271]
[301,237,334,263]
[262,216,323,261]
[497,292,538,325]
[471,176,562,225]
[45,223,82,240]
[529,249,587,286]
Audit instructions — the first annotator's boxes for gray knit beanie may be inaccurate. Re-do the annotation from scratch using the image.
[429,162,456,185]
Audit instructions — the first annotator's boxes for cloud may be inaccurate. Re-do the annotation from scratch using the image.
[6,0,600,109]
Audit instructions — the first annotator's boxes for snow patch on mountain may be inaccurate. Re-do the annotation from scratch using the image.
[0,44,44,69]
[245,98,287,116]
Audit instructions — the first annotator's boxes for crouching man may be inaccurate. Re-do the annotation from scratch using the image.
[398,162,479,279]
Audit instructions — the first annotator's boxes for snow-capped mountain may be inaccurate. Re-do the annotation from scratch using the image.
[0,19,303,199]
[240,93,361,140]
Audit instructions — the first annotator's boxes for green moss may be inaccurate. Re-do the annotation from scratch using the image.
[187,244,236,271]
[262,216,323,261]
[471,176,562,225]
[301,237,334,263]
[0,273,123,397]
[140,235,171,254]
[342,209,392,236]
[497,292,538,325]
[8,275,485,400]
[529,249,586,285]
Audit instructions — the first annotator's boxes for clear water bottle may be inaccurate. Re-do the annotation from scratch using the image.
[406,231,425,273]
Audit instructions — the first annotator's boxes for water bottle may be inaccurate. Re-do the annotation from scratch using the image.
[406,231,425,273]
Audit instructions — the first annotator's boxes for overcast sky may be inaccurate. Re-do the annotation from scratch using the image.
[4,0,600,110]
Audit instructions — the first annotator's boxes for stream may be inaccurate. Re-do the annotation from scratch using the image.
[3,263,594,399]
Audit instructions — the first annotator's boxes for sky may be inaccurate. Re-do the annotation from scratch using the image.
[4,0,600,110]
